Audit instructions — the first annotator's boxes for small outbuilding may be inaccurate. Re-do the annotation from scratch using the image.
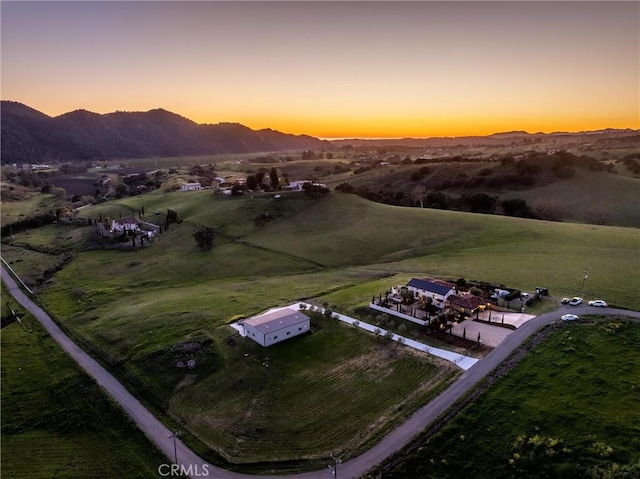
[242,308,310,347]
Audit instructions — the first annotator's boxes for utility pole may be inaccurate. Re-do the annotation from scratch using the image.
[581,267,589,297]
[328,454,342,478]
[168,430,181,464]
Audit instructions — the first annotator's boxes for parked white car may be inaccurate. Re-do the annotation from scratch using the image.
[560,297,571,304]
[561,314,579,321]
[588,300,608,307]
[569,297,583,306]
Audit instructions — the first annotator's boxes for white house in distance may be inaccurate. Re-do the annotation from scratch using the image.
[110,217,158,238]
[285,180,326,191]
[407,277,457,309]
[110,216,140,233]
[242,308,310,347]
[181,182,202,191]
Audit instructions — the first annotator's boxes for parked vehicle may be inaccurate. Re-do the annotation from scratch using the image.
[560,297,570,304]
[569,297,583,306]
[588,300,608,307]
[561,314,579,321]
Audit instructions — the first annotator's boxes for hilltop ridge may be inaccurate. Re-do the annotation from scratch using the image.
[0,101,330,163]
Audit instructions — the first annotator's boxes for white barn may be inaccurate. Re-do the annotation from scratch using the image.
[242,308,310,347]
[181,182,202,191]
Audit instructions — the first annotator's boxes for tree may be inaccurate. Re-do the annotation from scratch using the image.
[400,288,414,304]
[501,198,532,218]
[246,175,258,191]
[269,167,280,190]
[411,184,427,208]
[193,225,215,251]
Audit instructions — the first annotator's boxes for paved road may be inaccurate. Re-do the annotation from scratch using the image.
[3,264,638,479]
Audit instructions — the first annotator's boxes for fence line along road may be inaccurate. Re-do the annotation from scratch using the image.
[2,264,638,479]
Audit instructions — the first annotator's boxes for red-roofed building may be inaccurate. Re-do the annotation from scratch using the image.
[447,294,489,316]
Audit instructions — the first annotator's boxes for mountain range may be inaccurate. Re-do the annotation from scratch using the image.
[0,101,330,163]
[2,101,638,163]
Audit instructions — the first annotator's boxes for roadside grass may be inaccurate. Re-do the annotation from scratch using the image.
[0,292,167,479]
[0,244,62,287]
[372,318,640,479]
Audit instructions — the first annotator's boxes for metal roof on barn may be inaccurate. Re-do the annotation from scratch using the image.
[243,308,310,334]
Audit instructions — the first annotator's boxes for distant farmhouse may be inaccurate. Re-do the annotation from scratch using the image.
[407,277,457,309]
[110,217,158,239]
[242,308,310,347]
[285,180,327,191]
[111,217,139,233]
[181,182,202,191]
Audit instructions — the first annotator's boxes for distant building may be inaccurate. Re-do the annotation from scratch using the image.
[407,277,457,309]
[286,180,311,191]
[242,308,310,347]
[181,182,202,191]
[111,217,139,233]
[285,180,327,191]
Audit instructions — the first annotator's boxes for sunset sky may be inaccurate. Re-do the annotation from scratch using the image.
[2,1,638,138]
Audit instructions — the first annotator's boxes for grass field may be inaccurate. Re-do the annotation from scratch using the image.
[1,190,638,471]
[1,190,58,227]
[171,318,458,465]
[371,318,640,478]
[0,291,167,479]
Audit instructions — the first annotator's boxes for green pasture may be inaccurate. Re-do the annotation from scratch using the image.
[502,169,640,228]
[171,319,457,465]
[0,292,166,479]
[373,318,640,478]
[1,191,57,227]
[1,189,639,471]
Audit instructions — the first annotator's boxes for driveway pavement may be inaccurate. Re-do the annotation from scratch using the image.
[3,264,639,479]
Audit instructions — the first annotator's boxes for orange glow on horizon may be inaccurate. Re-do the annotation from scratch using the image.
[195,114,640,139]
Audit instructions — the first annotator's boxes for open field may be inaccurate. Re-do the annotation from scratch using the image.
[171,318,458,465]
[0,190,57,227]
[501,169,640,228]
[0,290,167,479]
[1,190,639,471]
[370,318,640,478]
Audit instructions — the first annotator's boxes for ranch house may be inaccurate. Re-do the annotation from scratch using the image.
[407,277,457,309]
[242,308,310,347]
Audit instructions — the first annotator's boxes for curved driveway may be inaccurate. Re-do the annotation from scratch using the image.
[2,264,639,479]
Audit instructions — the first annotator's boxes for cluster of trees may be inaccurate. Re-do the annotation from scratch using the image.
[1,211,60,237]
[188,164,218,187]
[245,167,280,191]
[619,153,640,175]
[117,172,163,198]
[193,225,215,251]
[337,150,619,223]
[301,150,333,160]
